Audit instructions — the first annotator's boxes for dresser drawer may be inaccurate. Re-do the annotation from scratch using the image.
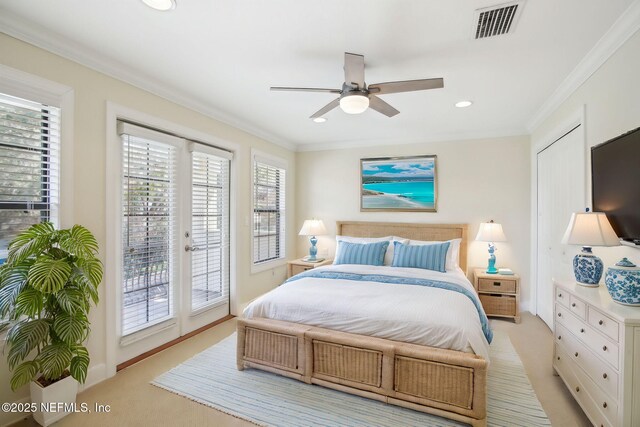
[587,306,620,343]
[555,287,571,308]
[478,278,516,293]
[555,324,619,399]
[555,304,619,369]
[555,345,615,427]
[569,294,587,320]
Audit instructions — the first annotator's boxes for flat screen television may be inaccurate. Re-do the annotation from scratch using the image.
[591,126,640,244]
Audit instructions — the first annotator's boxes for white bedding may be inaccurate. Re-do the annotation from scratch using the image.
[243,264,491,360]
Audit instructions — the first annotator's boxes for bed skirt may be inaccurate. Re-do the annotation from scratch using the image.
[237,318,488,427]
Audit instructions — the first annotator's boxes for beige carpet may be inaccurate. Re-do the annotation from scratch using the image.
[10,313,590,427]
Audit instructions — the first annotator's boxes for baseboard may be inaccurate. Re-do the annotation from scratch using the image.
[79,363,107,392]
[0,396,31,427]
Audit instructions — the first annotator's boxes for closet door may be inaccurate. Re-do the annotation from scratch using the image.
[536,125,585,328]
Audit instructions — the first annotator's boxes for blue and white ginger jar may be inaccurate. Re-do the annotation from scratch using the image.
[604,258,640,306]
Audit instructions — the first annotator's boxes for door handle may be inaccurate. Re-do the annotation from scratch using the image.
[185,245,200,252]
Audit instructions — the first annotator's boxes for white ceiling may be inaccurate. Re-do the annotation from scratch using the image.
[0,0,635,150]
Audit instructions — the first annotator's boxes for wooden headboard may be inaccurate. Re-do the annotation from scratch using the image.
[336,221,468,272]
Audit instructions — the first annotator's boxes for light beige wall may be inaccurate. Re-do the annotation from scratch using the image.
[0,33,295,422]
[295,135,531,301]
[531,29,640,280]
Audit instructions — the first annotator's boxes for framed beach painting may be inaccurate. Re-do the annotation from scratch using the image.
[360,155,437,212]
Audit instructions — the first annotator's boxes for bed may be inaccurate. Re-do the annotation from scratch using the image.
[237,221,490,427]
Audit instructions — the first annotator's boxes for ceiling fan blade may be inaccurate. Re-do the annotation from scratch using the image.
[344,53,365,89]
[271,87,342,94]
[368,78,444,95]
[310,98,340,119]
[368,96,400,117]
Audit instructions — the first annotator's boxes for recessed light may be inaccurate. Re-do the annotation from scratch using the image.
[455,100,473,108]
[141,0,176,11]
[312,117,327,123]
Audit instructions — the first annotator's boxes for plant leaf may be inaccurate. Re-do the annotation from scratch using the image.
[28,257,72,294]
[76,258,103,288]
[58,225,99,258]
[53,312,88,345]
[0,261,30,318]
[36,343,73,381]
[7,222,55,264]
[6,319,50,370]
[69,346,90,384]
[13,287,44,318]
[10,361,39,391]
[55,288,88,314]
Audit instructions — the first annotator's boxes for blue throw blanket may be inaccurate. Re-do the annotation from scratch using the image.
[286,270,493,343]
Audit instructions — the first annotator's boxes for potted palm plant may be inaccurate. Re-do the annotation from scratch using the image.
[0,222,102,426]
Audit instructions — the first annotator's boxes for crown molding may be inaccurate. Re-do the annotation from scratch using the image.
[295,128,529,152]
[0,11,297,152]
[527,0,640,133]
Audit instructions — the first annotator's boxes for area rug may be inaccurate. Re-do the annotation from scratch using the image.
[152,330,550,426]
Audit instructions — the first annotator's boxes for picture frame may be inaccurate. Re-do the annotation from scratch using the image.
[360,155,437,212]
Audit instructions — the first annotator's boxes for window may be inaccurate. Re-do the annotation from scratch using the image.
[252,153,286,265]
[120,125,177,335]
[0,92,60,263]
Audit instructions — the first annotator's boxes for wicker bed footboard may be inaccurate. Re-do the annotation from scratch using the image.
[237,318,488,427]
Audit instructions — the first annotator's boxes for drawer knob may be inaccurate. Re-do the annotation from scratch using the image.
[603,345,607,351]
[558,293,562,297]
[558,313,562,317]
[599,319,604,325]
[603,373,608,379]
[493,282,501,286]
[575,352,579,357]
[580,328,585,333]
[603,402,607,409]
[576,386,580,392]
[557,356,560,360]
[558,335,562,340]
[571,303,576,307]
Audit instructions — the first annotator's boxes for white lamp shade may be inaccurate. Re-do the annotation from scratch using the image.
[561,211,620,246]
[339,95,369,114]
[475,222,507,242]
[298,219,327,236]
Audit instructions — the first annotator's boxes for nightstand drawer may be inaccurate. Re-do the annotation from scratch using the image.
[478,278,516,293]
[479,294,516,316]
[290,265,313,276]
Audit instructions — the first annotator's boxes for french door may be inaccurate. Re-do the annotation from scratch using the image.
[116,122,231,364]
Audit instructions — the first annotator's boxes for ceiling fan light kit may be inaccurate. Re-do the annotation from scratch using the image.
[271,52,444,119]
[141,0,176,11]
[340,94,369,114]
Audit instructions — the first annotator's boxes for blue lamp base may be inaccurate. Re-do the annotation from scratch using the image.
[485,243,498,274]
[573,246,603,287]
[305,236,318,262]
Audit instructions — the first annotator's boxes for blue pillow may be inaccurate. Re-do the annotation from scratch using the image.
[391,241,450,272]
[334,240,390,266]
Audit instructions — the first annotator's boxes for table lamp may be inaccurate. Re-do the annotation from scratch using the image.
[299,219,327,262]
[561,208,620,286]
[475,220,507,274]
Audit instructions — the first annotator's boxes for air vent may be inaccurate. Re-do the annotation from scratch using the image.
[474,1,524,39]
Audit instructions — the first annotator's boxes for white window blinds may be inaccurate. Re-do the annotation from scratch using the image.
[190,146,230,311]
[120,122,178,336]
[253,157,286,264]
[0,92,60,261]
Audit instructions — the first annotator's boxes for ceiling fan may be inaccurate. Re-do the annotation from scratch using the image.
[271,52,444,119]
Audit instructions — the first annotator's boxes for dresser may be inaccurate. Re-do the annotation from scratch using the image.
[553,280,640,427]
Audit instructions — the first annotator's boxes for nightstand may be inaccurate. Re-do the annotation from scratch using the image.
[287,258,333,278]
[473,269,520,323]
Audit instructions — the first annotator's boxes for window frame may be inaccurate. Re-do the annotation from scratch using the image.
[251,149,287,273]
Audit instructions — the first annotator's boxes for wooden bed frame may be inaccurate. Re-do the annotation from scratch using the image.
[237,222,488,427]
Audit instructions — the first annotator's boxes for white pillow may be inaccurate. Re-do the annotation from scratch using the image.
[408,238,461,271]
[335,235,405,266]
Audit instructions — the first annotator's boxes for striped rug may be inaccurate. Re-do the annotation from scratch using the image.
[152,330,550,427]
